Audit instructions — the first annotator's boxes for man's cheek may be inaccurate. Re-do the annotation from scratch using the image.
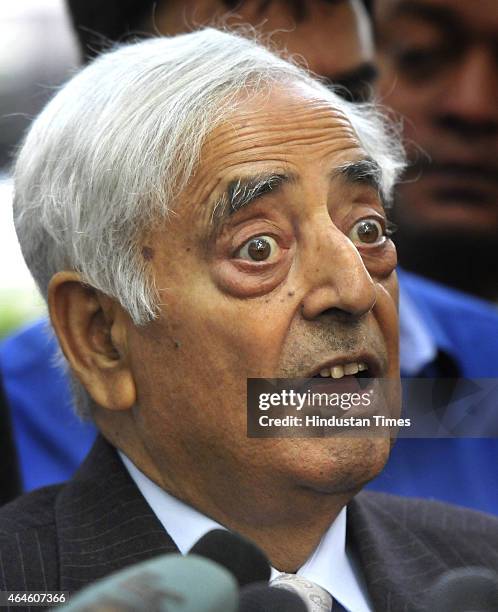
[382,269,399,309]
[210,259,292,298]
[219,318,291,378]
[361,240,397,281]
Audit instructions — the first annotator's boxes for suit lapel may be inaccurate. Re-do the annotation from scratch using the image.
[56,438,452,607]
[347,492,447,612]
[56,435,178,592]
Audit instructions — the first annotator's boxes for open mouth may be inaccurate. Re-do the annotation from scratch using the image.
[309,361,373,392]
[311,361,369,380]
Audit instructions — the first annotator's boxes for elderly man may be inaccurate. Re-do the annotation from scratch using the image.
[3,0,498,519]
[1,30,497,610]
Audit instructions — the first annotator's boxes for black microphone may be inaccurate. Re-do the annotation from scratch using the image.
[239,582,308,612]
[189,529,272,586]
[427,566,498,611]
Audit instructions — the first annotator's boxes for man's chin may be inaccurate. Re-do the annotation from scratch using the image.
[291,436,392,496]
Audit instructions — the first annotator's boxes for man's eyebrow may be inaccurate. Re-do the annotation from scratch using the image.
[208,158,384,231]
[332,158,386,205]
[389,1,462,35]
[210,172,292,225]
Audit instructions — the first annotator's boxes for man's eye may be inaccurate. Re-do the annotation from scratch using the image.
[348,219,386,246]
[394,45,455,82]
[236,235,279,262]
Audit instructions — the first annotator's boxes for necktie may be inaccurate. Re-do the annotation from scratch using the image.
[270,573,333,612]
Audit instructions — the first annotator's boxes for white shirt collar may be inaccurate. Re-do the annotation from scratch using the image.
[120,451,373,611]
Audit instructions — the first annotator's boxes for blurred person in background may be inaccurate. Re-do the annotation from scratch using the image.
[374,0,498,301]
[2,0,498,514]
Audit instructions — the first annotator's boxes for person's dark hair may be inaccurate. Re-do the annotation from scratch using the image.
[66,0,156,62]
[66,0,361,62]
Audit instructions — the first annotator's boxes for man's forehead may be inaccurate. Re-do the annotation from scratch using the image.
[200,86,359,167]
[185,86,363,211]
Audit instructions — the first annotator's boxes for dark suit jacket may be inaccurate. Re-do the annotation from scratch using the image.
[1,436,497,612]
[0,373,21,506]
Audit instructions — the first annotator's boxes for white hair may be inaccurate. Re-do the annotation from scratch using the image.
[13,28,405,417]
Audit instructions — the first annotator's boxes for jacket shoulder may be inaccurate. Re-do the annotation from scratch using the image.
[0,485,61,534]
[0,486,62,592]
[356,491,498,560]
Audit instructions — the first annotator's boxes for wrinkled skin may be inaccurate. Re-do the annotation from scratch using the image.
[51,1,400,570]
[110,85,401,567]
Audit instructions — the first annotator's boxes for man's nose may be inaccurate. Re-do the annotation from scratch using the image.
[300,226,377,321]
[435,47,498,140]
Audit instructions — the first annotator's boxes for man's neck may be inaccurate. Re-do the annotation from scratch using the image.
[221,491,352,572]
[120,440,355,571]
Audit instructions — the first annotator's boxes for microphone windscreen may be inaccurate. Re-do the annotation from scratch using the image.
[239,582,308,612]
[189,529,271,586]
[427,566,498,612]
[54,553,238,612]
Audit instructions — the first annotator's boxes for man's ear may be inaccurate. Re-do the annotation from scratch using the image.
[48,271,136,411]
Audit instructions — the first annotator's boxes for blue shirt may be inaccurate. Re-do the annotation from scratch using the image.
[0,321,95,491]
[366,270,498,513]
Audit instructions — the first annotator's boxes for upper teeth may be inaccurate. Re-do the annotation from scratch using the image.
[319,362,368,379]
